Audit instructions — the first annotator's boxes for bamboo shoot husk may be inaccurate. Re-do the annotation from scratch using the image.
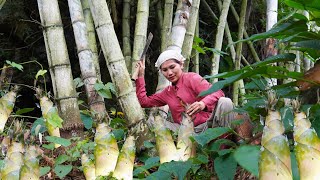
[39,95,62,148]
[81,154,96,180]
[20,145,40,180]
[259,110,292,180]
[94,123,119,176]
[176,112,195,161]
[1,142,24,180]
[0,86,18,132]
[153,114,177,163]
[293,100,320,180]
[113,136,136,180]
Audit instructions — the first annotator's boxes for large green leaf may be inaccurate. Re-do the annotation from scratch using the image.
[194,127,231,146]
[134,157,160,176]
[80,112,93,130]
[40,166,51,177]
[54,165,73,179]
[149,161,192,180]
[31,117,47,135]
[284,0,320,12]
[233,145,260,177]
[45,136,71,147]
[214,153,237,180]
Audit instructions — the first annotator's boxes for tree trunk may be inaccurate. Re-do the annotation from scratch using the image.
[68,0,108,121]
[37,0,83,137]
[210,0,230,80]
[122,0,132,72]
[161,0,174,52]
[182,0,200,71]
[131,0,150,75]
[88,0,145,126]
[81,0,102,81]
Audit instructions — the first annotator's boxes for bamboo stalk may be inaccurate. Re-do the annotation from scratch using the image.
[210,0,231,80]
[81,0,101,80]
[182,0,200,71]
[89,0,146,126]
[232,0,247,106]
[230,3,261,62]
[131,0,150,74]
[191,17,199,73]
[37,0,83,133]
[161,0,174,52]
[68,0,108,121]
[122,0,132,72]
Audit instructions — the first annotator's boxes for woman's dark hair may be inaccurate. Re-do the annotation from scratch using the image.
[160,59,183,69]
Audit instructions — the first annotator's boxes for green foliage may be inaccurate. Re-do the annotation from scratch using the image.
[45,136,71,147]
[214,153,237,180]
[234,145,260,177]
[80,111,93,130]
[94,82,116,99]
[6,60,23,71]
[193,127,232,146]
[147,161,193,180]
[54,165,73,179]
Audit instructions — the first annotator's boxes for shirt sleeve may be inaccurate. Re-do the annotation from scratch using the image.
[188,73,225,111]
[135,77,167,108]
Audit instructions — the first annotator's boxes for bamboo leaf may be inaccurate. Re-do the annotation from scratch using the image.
[294,40,320,50]
[233,145,260,177]
[214,154,237,180]
[35,70,47,80]
[194,127,231,146]
[54,165,72,179]
[45,136,71,147]
[15,108,34,115]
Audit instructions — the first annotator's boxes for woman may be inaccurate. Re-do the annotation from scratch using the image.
[132,49,237,133]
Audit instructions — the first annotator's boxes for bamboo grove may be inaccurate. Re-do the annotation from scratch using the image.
[0,0,320,179]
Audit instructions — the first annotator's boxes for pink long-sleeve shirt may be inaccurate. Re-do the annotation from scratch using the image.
[135,72,225,126]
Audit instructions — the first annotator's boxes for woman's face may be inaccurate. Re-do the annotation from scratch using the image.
[160,59,183,84]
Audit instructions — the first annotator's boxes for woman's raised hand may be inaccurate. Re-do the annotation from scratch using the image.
[131,58,145,80]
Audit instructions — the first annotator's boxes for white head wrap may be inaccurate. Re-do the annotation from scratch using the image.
[155,49,185,68]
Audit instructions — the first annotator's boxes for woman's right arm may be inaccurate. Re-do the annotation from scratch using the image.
[133,59,166,108]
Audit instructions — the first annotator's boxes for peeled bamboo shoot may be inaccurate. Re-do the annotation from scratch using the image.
[259,110,292,179]
[39,95,62,148]
[176,112,194,161]
[293,100,320,180]
[153,114,177,163]
[81,154,96,180]
[20,145,40,180]
[113,135,136,180]
[0,86,18,132]
[1,141,24,180]
[94,122,119,177]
